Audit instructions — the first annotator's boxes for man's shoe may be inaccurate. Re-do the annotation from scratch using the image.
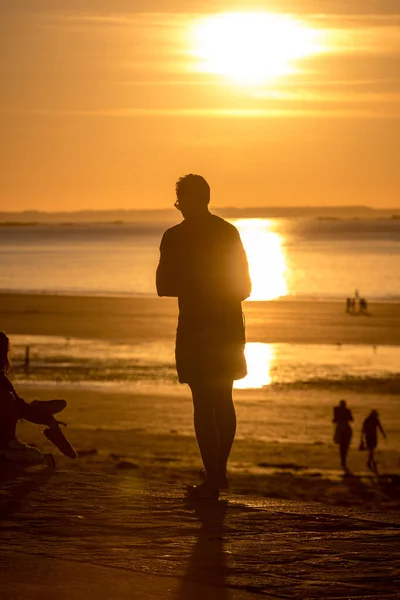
[219,473,230,490]
[200,469,230,490]
[185,481,220,500]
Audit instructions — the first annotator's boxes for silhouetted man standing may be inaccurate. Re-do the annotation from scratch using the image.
[156,174,251,498]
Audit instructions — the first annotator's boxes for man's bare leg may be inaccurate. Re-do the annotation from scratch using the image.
[214,382,236,486]
[188,381,236,496]
[189,382,219,480]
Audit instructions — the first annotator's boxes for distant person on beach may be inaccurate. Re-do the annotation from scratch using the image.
[0,331,75,465]
[361,409,386,473]
[346,297,356,314]
[333,399,353,473]
[156,174,251,498]
[346,292,370,315]
[359,298,368,314]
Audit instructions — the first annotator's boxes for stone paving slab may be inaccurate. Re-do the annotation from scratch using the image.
[1,469,400,599]
[0,551,259,600]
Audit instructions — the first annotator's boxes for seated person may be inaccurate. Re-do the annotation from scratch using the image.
[0,331,75,465]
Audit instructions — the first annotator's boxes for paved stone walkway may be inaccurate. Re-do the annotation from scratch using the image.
[1,469,399,599]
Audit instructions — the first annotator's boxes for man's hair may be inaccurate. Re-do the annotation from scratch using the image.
[175,174,210,204]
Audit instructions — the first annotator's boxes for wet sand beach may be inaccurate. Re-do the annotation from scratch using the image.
[1,293,400,346]
[12,383,400,510]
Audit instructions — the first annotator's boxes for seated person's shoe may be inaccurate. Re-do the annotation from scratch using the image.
[43,424,77,459]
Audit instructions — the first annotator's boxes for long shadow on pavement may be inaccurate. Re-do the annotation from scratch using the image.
[177,498,230,600]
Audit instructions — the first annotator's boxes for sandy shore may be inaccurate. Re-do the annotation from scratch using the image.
[13,384,400,510]
[1,292,400,345]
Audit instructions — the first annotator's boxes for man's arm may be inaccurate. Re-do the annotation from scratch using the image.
[228,228,252,301]
[156,230,180,297]
[6,382,57,427]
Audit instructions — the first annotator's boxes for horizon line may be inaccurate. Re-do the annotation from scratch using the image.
[1,205,399,215]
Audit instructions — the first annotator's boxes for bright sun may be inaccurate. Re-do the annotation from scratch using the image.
[190,12,323,85]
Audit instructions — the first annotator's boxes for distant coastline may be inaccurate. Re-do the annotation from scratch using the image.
[1,206,399,224]
[2,216,400,227]
[0,221,40,227]
[0,220,131,227]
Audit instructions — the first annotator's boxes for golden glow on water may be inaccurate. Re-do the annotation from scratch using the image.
[190,13,324,85]
[234,219,287,301]
[235,343,274,389]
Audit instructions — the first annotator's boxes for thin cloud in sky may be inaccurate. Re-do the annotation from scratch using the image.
[6,106,398,120]
[4,0,400,16]
[17,8,397,114]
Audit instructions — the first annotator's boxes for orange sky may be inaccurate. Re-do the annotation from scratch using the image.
[1,0,399,211]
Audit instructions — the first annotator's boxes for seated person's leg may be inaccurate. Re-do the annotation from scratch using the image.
[0,439,45,464]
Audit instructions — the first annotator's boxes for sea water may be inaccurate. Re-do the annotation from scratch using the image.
[3,218,400,400]
[1,218,400,300]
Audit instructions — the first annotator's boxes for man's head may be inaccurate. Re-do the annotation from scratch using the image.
[175,174,210,219]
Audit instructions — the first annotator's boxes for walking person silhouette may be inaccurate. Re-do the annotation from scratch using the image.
[333,399,353,473]
[361,409,386,474]
[157,174,251,498]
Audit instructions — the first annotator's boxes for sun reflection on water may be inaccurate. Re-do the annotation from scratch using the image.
[234,219,287,301]
[235,342,274,389]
